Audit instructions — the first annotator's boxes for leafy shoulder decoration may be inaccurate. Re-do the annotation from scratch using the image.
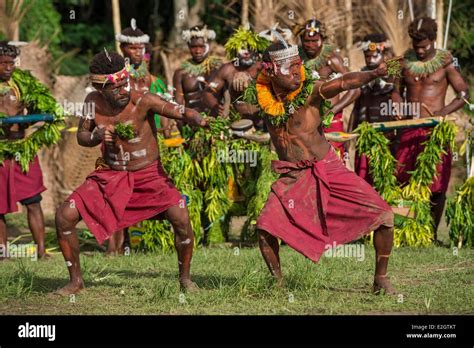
[243,65,333,127]
[0,68,65,172]
[404,49,453,78]
[181,56,222,77]
[126,60,149,79]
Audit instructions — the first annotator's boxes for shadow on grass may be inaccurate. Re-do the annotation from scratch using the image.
[114,269,243,290]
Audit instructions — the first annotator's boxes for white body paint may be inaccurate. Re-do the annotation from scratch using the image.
[131,149,147,158]
[128,137,142,144]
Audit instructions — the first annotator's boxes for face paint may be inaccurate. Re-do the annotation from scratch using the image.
[277,58,302,76]
[238,49,255,67]
[203,43,210,56]
[279,61,291,75]
[426,44,431,50]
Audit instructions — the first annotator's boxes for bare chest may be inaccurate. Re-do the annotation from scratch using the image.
[182,73,210,94]
[404,67,447,90]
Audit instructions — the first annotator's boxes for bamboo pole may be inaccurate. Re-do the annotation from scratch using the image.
[436,0,444,49]
[112,0,122,54]
[371,116,456,132]
[443,0,453,49]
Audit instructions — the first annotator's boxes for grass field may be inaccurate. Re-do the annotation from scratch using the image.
[0,212,473,315]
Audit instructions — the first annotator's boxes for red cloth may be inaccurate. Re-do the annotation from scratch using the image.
[324,112,345,157]
[395,127,452,194]
[67,160,182,245]
[0,156,46,214]
[354,153,372,185]
[257,149,393,262]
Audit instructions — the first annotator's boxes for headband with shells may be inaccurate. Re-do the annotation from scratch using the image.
[182,26,216,43]
[115,18,150,44]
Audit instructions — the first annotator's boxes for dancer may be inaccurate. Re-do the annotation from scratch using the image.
[55,51,206,294]
[349,33,397,184]
[203,25,268,124]
[173,25,222,115]
[245,38,395,294]
[0,41,51,260]
[394,17,469,237]
[110,19,168,255]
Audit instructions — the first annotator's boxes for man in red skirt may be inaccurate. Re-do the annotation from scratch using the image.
[252,39,395,294]
[394,18,469,239]
[54,51,206,295]
[0,41,48,260]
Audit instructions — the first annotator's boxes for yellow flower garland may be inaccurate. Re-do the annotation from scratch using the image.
[256,65,305,117]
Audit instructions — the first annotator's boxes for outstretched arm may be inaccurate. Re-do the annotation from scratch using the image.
[144,93,207,127]
[326,54,360,115]
[434,63,469,116]
[314,62,387,101]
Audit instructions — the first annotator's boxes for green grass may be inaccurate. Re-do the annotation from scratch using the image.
[0,244,472,315]
[1,212,472,315]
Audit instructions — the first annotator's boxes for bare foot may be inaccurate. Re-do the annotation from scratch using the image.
[180,278,199,292]
[372,275,396,295]
[275,276,286,288]
[54,281,85,296]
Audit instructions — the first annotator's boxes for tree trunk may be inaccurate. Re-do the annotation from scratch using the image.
[345,0,353,54]
[169,0,189,48]
[241,0,249,27]
[188,0,204,28]
[427,0,436,18]
[159,50,172,87]
[0,0,24,41]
